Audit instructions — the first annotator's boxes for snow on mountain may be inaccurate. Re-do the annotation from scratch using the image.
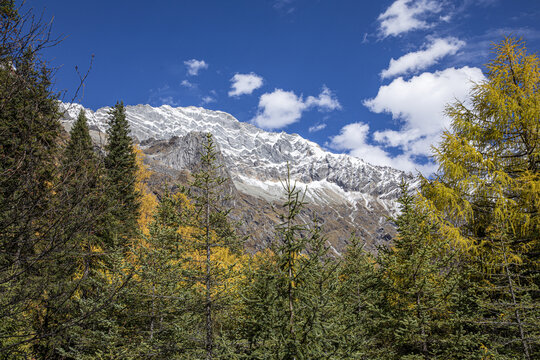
[60,102,412,213]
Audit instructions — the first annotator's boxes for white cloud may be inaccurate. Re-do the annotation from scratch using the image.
[305,86,342,110]
[364,66,485,149]
[329,122,435,173]
[381,37,465,78]
[184,59,208,76]
[228,73,264,97]
[308,123,327,133]
[252,90,306,129]
[378,0,442,38]
[148,84,181,107]
[159,96,179,107]
[201,96,216,104]
[329,67,486,174]
[252,87,341,130]
[181,79,194,88]
[274,0,295,14]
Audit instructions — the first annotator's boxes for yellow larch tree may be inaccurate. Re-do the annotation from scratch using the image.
[420,37,539,359]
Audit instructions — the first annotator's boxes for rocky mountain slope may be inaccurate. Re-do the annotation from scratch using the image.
[60,103,414,253]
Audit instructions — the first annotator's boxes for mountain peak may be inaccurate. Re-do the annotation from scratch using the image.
[60,102,413,251]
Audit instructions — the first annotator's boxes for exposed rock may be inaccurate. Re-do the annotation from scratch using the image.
[60,102,415,253]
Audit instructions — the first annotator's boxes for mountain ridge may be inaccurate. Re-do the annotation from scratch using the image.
[59,102,415,252]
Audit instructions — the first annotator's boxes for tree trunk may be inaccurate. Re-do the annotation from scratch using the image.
[150,282,155,340]
[417,292,428,357]
[205,189,213,360]
[502,245,530,360]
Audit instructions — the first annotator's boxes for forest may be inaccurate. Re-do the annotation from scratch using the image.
[0,2,538,359]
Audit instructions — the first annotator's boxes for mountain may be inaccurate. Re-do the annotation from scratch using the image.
[60,103,415,254]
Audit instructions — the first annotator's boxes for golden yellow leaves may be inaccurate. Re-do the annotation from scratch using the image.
[133,145,158,235]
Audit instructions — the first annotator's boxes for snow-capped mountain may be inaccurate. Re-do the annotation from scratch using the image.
[60,103,413,252]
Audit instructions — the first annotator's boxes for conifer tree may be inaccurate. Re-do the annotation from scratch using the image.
[0,5,68,355]
[104,101,140,241]
[239,167,341,359]
[187,133,242,359]
[376,181,481,359]
[65,110,95,165]
[420,37,539,359]
[0,5,136,358]
[336,236,384,359]
[61,110,107,246]
[120,189,200,358]
[55,110,147,360]
[52,109,129,359]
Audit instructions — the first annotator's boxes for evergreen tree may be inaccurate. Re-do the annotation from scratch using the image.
[420,37,539,359]
[0,5,67,356]
[1,5,138,358]
[336,236,384,359]
[375,181,481,359]
[186,133,242,359]
[65,110,95,166]
[238,166,341,359]
[125,189,200,359]
[52,109,130,360]
[104,101,140,241]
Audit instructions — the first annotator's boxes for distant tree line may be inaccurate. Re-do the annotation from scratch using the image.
[0,2,538,359]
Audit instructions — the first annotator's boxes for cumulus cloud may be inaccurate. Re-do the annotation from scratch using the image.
[228,73,264,97]
[378,0,442,38]
[184,59,208,76]
[381,37,465,78]
[305,86,342,110]
[252,90,306,129]
[364,66,485,150]
[252,87,341,130]
[329,67,485,174]
[329,122,435,173]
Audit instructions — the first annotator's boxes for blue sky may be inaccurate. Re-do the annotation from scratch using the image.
[28,0,540,174]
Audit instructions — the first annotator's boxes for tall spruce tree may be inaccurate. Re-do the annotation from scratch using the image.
[420,37,539,359]
[0,4,69,356]
[65,102,145,359]
[61,110,107,241]
[53,109,132,360]
[375,181,481,359]
[336,236,384,359]
[65,110,95,166]
[0,4,128,357]
[188,133,242,359]
[123,189,200,358]
[238,166,341,359]
[104,101,140,241]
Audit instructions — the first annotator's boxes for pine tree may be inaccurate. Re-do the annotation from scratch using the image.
[104,101,140,241]
[420,37,539,359]
[0,5,138,358]
[61,110,107,252]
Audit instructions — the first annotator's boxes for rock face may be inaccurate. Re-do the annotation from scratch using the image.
[60,103,414,253]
